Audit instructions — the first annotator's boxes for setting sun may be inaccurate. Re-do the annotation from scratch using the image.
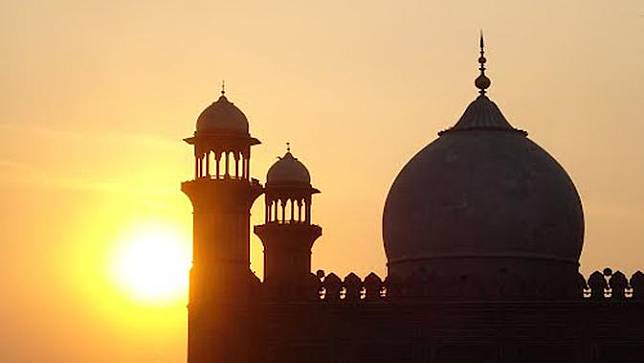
[109,223,191,304]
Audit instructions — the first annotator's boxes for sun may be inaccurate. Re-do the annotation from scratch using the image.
[109,223,191,304]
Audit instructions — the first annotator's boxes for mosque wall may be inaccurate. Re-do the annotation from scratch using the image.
[255,280,644,363]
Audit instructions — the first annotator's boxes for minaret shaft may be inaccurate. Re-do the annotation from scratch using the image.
[183,179,262,363]
[255,223,322,286]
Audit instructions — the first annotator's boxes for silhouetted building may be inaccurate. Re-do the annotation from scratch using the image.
[181,39,644,363]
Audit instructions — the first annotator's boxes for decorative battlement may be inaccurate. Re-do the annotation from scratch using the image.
[264,268,644,302]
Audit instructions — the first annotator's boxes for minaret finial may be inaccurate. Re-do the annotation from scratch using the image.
[475,30,491,95]
[221,80,226,95]
[286,142,291,153]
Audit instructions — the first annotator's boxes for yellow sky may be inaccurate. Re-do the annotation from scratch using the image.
[1,1,643,362]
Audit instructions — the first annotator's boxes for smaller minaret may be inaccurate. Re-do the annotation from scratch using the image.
[254,144,322,298]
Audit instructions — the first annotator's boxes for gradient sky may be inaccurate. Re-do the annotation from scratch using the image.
[1,1,643,362]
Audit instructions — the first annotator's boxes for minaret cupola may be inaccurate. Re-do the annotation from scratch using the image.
[254,144,322,298]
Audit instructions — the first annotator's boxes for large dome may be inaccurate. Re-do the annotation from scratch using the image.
[196,93,249,134]
[382,62,584,298]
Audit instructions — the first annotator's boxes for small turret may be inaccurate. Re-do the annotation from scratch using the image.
[254,144,322,298]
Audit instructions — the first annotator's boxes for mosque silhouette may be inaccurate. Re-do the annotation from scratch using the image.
[181,37,644,363]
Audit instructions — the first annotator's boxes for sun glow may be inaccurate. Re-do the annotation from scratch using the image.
[110,223,191,304]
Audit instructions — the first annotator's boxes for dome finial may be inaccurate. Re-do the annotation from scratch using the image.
[221,80,226,95]
[475,30,491,95]
[479,29,485,51]
[286,142,291,153]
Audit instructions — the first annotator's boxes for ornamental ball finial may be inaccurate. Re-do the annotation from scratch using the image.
[476,31,491,95]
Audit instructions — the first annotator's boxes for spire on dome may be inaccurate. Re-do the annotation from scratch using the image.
[475,30,491,95]
[286,142,291,153]
[438,34,527,136]
[221,80,226,96]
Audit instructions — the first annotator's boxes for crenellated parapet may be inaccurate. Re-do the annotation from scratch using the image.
[264,268,644,302]
[585,268,644,300]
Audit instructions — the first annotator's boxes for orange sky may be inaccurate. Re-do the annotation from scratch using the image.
[1,1,643,362]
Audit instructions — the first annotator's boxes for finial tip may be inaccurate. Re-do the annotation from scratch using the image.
[221,80,226,95]
[475,31,491,95]
[286,142,291,153]
[480,29,485,49]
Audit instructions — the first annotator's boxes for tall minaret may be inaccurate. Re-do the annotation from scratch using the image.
[182,88,263,363]
[254,144,322,298]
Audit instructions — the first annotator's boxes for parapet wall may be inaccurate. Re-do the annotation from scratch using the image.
[262,268,644,302]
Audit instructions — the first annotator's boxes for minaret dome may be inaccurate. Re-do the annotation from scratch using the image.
[196,88,249,134]
[266,145,312,185]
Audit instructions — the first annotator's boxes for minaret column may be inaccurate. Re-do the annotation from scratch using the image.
[254,146,321,297]
[182,89,263,363]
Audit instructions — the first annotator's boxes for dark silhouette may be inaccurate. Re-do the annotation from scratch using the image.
[182,38,644,363]
[254,145,322,299]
